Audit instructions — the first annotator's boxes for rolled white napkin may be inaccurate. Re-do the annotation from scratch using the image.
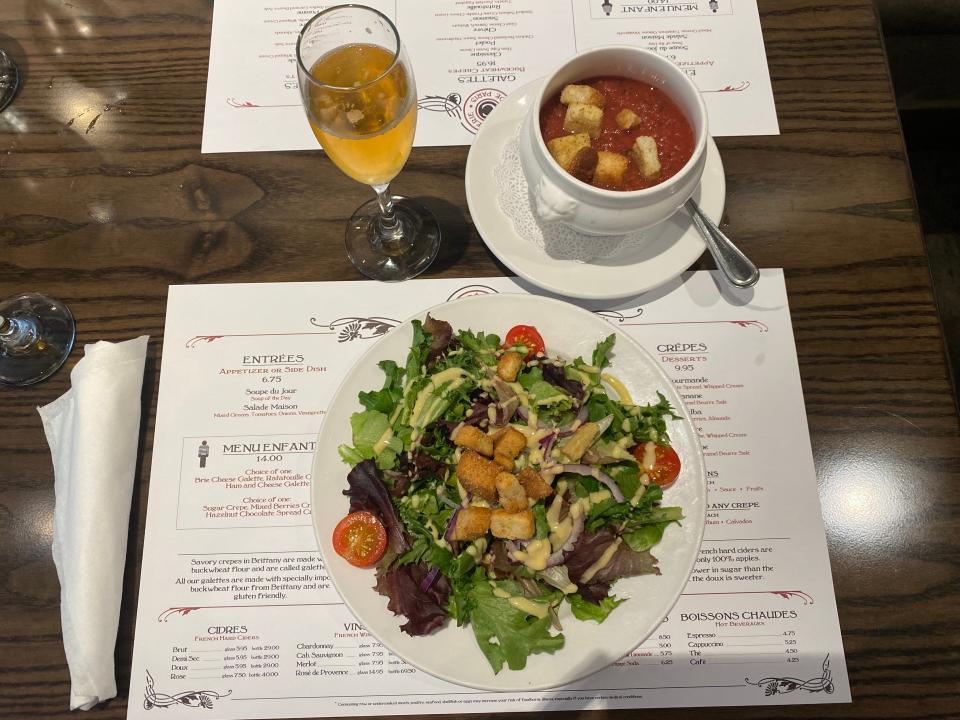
[38,336,149,711]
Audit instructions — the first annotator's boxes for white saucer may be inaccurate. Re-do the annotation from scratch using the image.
[465,78,726,300]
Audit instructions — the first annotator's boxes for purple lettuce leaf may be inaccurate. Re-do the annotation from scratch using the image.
[423,315,454,367]
[412,450,447,480]
[382,448,449,499]
[566,529,660,589]
[541,363,585,402]
[374,563,452,636]
[577,579,613,603]
[383,469,412,499]
[344,460,408,553]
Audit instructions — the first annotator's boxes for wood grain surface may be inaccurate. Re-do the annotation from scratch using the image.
[2,1,959,718]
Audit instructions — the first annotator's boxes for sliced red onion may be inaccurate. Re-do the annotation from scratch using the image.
[539,431,558,460]
[419,565,441,592]
[560,510,585,553]
[444,507,462,541]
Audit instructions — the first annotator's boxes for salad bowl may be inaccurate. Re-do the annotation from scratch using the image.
[311,293,706,690]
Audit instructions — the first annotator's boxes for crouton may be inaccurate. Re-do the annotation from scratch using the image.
[546,133,592,174]
[456,450,499,503]
[563,103,603,139]
[493,453,514,471]
[494,427,526,460]
[567,147,599,183]
[496,351,523,382]
[452,424,493,457]
[517,467,554,501]
[560,84,606,108]
[593,151,629,187]
[630,135,661,178]
[450,506,491,541]
[547,144,598,183]
[495,472,528,512]
[616,108,640,129]
[490,509,535,540]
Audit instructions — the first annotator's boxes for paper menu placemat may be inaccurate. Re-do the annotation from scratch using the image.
[201,0,778,154]
[126,271,848,717]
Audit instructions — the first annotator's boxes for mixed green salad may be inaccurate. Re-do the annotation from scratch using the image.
[332,316,684,672]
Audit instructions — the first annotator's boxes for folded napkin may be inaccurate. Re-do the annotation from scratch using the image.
[38,336,149,710]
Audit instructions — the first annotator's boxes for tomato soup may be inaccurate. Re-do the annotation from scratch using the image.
[539,76,695,191]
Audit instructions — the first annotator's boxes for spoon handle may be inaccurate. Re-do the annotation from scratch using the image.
[685,199,759,289]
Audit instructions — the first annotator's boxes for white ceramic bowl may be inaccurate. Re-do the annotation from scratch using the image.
[519,45,709,236]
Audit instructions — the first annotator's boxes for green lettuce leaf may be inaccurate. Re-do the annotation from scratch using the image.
[338,410,402,469]
[455,328,501,369]
[467,581,564,672]
[591,333,616,370]
[517,366,543,390]
[532,504,549,539]
[568,593,625,623]
[608,463,640,501]
[358,360,404,414]
[623,522,673,552]
[527,380,571,408]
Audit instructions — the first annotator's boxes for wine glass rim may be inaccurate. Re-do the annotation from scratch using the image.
[295,4,402,92]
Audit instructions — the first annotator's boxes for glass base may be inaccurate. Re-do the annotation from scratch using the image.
[345,196,441,282]
[0,49,21,112]
[0,293,76,387]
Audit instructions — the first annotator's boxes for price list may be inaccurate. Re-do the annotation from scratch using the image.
[130,272,848,720]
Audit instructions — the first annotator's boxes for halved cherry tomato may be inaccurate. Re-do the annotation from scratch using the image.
[503,324,545,360]
[631,442,682,488]
[332,511,387,568]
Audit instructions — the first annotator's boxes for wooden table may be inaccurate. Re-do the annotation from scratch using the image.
[2,1,958,718]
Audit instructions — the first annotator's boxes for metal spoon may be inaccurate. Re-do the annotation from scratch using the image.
[685,198,759,289]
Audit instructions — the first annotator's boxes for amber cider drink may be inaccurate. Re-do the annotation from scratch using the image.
[306,43,416,186]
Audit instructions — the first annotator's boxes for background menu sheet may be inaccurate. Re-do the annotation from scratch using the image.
[128,271,849,718]
[202,0,778,153]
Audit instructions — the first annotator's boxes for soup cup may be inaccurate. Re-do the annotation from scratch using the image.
[518,46,708,236]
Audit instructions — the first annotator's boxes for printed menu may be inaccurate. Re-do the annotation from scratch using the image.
[202,0,778,153]
[127,271,849,718]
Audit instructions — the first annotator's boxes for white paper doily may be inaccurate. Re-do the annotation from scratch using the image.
[494,132,647,262]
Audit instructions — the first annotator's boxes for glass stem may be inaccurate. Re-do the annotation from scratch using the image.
[0,314,40,355]
[371,183,404,248]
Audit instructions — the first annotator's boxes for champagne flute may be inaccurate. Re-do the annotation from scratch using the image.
[296,5,440,282]
[0,293,76,387]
